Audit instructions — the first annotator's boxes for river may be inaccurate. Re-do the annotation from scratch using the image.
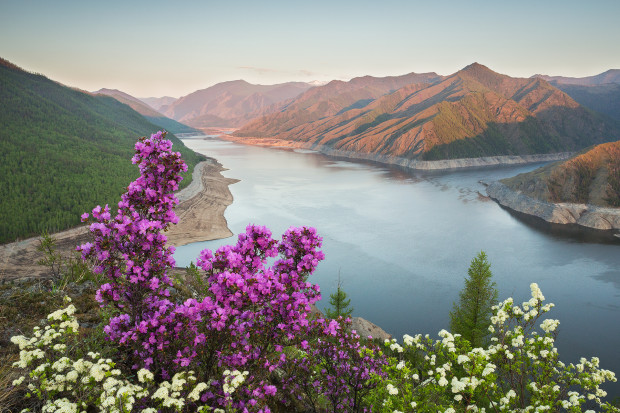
[175,137,620,397]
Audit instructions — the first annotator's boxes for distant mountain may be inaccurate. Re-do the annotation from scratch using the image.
[236,72,442,138]
[541,83,620,123]
[533,69,620,86]
[501,140,620,207]
[0,58,204,244]
[531,70,620,122]
[163,80,316,128]
[140,96,176,112]
[235,63,620,162]
[93,89,200,134]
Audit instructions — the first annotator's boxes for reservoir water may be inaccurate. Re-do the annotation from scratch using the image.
[175,137,620,396]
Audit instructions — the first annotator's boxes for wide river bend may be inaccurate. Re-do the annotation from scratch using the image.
[175,137,620,396]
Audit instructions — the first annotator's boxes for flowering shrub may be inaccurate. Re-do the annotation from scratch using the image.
[370,283,619,412]
[280,316,387,412]
[10,296,251,412]
[70,131,383,411]
[9,131,618,412]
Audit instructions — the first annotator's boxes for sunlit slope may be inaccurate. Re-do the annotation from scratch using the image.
[236,64,620,161]
[501,140,620,207]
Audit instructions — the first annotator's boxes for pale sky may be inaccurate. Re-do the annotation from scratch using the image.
[1,0,619,98]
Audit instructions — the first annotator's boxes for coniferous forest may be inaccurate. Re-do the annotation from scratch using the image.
[0,59,204,244]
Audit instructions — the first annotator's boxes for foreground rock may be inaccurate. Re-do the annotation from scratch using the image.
[486,181,620,232]
[351,317,393,341]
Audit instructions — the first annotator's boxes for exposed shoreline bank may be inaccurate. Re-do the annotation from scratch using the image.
[220,135,573,171]
[0,158,238,280]
[486,181,620,235]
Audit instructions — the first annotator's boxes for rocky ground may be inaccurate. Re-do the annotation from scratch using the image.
[486,181,620,233]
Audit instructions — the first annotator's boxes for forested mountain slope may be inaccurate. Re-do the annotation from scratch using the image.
[0,58,204,244]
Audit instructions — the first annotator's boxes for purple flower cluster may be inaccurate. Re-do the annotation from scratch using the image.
[78,131,185,335]
[78,131,385,411]
[281,317,387,412]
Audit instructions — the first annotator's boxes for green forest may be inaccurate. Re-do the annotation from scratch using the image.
[0,59,204,244]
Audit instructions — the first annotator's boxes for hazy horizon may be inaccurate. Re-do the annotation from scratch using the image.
[2,0,619,98]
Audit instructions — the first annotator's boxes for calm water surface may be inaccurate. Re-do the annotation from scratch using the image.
[176,138,620,396]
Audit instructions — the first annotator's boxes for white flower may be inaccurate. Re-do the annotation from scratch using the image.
[530,283,545,301]
[386,383,398,395]
[89,365,106,382]
[511,335,524,347]
[403,334,414,346]
[189,382,209,401]
[540,319,560,333]
[152,385,169,400]
[451,377,466,393]
[137,368,154,383]
[396,360,405,370]
[12,376,25,386]
[482,363,496,376]
[65,370,78,382]
[457,355,470,364]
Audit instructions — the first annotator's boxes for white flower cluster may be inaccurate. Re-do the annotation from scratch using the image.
[222,369,249,395]
[378,283,618,413]
[10,300,217,413]
[386,383,399,395]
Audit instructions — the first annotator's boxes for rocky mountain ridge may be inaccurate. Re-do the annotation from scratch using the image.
[235,63,620,162]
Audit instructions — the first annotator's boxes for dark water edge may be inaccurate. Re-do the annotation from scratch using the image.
[496,204,620,245]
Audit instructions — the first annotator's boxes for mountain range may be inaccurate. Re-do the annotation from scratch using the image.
[160,80,316,128]
[235,63,620,161]
[533,70,620,86]
[140,96,177,112]
[92,89,200,134]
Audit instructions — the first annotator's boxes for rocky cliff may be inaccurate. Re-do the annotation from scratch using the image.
[486,181,620,231]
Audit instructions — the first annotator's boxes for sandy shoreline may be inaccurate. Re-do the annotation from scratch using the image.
[220,135,573,170]
[0,158,238,280]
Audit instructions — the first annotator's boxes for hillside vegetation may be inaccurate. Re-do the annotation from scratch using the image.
[501,140,620,207]
[236,64,620,161]
[0,58,204,244]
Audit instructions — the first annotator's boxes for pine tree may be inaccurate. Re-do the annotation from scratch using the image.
[449,251,498,348]
[325,273,354,319]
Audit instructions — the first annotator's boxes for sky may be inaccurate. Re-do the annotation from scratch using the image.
[1,0,619,98]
